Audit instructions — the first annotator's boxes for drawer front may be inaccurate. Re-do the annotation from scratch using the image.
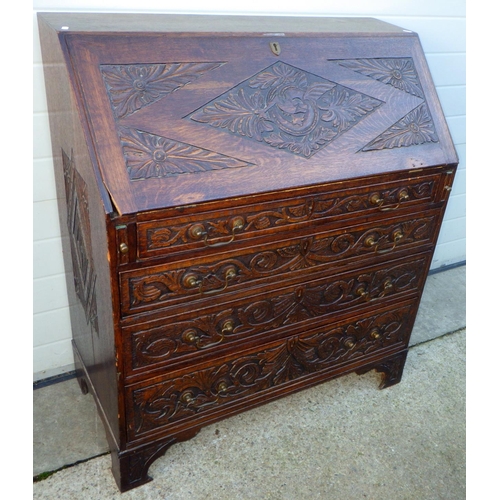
[136,171,444,260]
[126,300,417,440]
[120,213,440,317]
[123,253,430,377]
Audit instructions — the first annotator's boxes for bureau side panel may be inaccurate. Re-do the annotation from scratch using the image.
[38,16,120,446]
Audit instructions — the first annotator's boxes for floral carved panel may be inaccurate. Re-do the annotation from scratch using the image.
[335,58,425,98]
[118,127,253,180]
[361,103,439,151]
[100,62,224,119]
[333,58,439,151]
[100,62,255,180]
[189,61,383,158]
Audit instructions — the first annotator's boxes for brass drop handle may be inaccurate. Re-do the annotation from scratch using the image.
[345,339,356,349]
[217,381,228,394]
[185,274,201,289]
[356,286,370,301]
[370,189,409,212]
[365,229,404,255]
[184,266,238,296]
[183,319,234,349]
[221,319,235,335]
[201,267,237,296]
[370,328,381,340]
[189,217,244,248]
[183,329,199,345]
[180,391,195,405]
[380,278,394,297]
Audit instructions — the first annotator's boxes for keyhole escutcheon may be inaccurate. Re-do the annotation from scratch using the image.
[270,42,281,56]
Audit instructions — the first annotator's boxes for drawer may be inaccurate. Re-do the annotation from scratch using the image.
[120,212,439,318]
[125,300,417,441]
[135,169,446,261]
[122,252,430,378]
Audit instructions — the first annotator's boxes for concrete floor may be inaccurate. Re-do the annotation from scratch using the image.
[33,265,466,499]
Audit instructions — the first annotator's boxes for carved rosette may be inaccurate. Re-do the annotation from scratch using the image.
[118,127,253,180]
[190,61,382,158]
[362,103,439,151]
[131,305,413,435]
[100,62,224,118]
[335,58,424,98]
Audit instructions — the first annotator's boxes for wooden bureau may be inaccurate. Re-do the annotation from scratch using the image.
[38,13,458,491]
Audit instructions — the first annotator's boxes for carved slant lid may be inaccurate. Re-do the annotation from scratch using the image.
[40,13,458,215]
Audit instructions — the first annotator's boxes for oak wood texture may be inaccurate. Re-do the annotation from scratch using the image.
[38,12,457,492]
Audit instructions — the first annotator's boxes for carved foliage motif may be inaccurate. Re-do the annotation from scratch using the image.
[132,305,413,434]
[130,217,434,312]
[190,61,382,158]
[99,62,253,180]
[132,230,428,366]
[334,58,439,150]
[102,57,439,182]
[236,258,422,328]
[145,179,435,251]
[118,127,253,180]
[62,150,99,334]
[133,308,237,368]
[100,62,223,118]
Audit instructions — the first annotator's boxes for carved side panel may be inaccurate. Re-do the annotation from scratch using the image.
[130,304,414,436]
[62,149,99,334]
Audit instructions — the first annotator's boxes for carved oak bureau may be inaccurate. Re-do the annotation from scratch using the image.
[38,12,458,491]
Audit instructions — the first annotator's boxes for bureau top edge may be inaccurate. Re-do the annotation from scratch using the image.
[37,12,412,36]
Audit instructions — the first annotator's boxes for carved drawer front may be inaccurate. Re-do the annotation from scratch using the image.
[122,253,429,378]
[121,212,439,317]
[136,170,444,260]
[126,300,417,440]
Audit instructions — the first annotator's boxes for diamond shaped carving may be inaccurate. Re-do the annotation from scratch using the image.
[189,62,383,158]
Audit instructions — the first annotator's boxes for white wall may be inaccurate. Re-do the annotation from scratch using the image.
[32,1,466,381]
